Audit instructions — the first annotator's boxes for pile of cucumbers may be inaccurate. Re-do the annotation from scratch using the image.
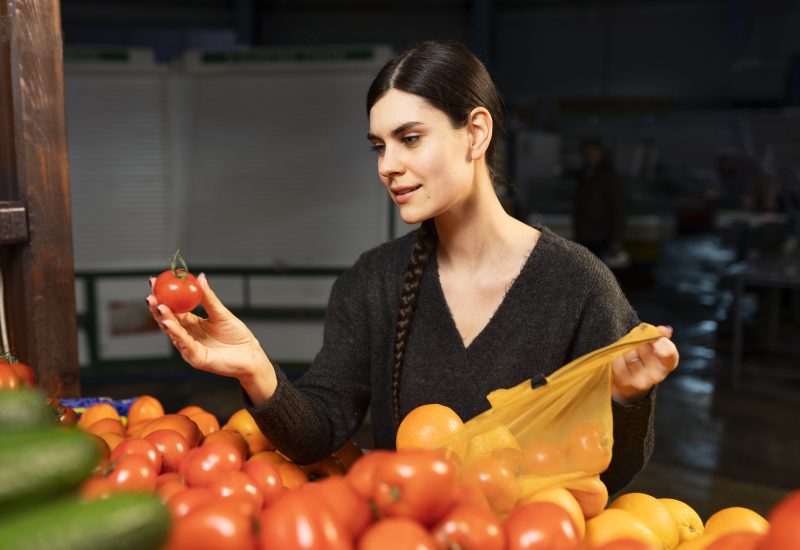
[0,389,171,550]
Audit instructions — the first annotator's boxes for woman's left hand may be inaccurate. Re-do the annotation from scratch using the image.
[611,325,679,405]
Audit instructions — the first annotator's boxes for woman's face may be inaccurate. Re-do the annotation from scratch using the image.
[368,89,475,224]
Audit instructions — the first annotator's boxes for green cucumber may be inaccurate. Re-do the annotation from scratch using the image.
[0,428,99,512]
[0,389,56,433]
[0,493,171,550]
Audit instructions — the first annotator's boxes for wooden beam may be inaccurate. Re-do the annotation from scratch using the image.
[0,0,80,397]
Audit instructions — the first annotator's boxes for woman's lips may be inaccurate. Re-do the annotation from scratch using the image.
[393,185,421,204]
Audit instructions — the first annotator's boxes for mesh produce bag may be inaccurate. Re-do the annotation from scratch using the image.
[440,323,664,517]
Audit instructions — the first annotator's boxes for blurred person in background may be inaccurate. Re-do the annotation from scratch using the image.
[573,137,629,267]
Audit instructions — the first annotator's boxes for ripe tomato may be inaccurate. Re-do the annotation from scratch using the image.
[166,500,257,550]
[258,490,353,550]
[167,487,215,519]
[359,518,437,550]
[300,476,374,538]
[505,501,582,550]
[275,461,309,490]
[521,440,568,476]
[566,421,611,474]
[432,503,506,550]
[183,410,220,438]
[105,453,158,493]
[145,429,190,473]
[180,441,243,488]
[0,364,21,389]
[461,455,520,516]
[139,414,203,448]
[241,460,286,508]
[153,250,202,314]
[46,398,79,425]
[209,470,263,516]
[85,417,126,438]
[372,449,458,526]
[758,490,800,549]
[204,429,248,461]
[344,449,393,499]
[333,439,364,471]
[8,361,36,387]
[111,437,162,472]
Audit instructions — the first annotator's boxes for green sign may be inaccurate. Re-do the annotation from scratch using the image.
[64,49,131,63]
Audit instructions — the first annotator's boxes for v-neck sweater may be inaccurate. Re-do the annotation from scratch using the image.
[246,226,656,495]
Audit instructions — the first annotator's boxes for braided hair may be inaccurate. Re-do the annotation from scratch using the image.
[366,40,506,426]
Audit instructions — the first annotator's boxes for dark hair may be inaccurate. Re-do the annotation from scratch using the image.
[366,40,506,427]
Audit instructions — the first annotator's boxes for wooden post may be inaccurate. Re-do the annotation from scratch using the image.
[0,0,80,396]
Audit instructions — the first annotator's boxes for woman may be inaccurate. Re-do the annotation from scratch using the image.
[146,40,678,495]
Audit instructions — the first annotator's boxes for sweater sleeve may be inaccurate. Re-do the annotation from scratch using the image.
[568,256,655,496]
[244,260,372,464]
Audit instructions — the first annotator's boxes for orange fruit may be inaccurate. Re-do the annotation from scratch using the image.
[566,421,611,474]
[184,410,220,438]
[593,539,659,550]
[223,408,274,456]
[521,440,568,476]
[464,424,520,462]
[97,431,125,453]
[177,405,204,417]
[461,455,520,517]
[333,439,364,471]
[78,403,120,430]
[659,498,704,543]
[248,450,288,466]
[705,531,765,549]
[127,395,164,427]
[396,404,464,451]
[585,508,662,548]
[520,486,586,539]
[276,461,309,490]
[703,507,768,536]
[203,429,248,460]
[564,475,609,519]
[609,492,680,550]
[85,417,126,438]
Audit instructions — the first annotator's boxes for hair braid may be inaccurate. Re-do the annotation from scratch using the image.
[392,220,437,427]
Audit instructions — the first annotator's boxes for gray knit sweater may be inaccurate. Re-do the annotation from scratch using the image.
[246,226,656,495]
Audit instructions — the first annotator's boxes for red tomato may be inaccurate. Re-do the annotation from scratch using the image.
[359,518,437,550]
[504,501,581,550]
[110,438,162,473]
[153,250,202,314]
[432,503,506,550]
[166,500,256,550]
[299,476,374,538]
[8,361,36,387]
[46,398,78,425]
[145,429,190,473]
[758,490,800,549]
[80,476,113,500]
[345,449,393,499]
[105,454,158,493]
[180,441,243,488]
[372,449,458,526]
[166,487,215,519]
[0,364,20,389]
[258,490,353,550]
[139,414,203,448]
[566,421,611,474]
[208,470,263,516]
[241,460,286,508]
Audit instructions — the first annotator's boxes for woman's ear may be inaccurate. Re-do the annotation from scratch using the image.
[467,107,493,161]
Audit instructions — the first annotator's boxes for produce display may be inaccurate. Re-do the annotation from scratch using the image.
[0,375,797,549]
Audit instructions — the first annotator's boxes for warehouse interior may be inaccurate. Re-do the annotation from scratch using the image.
[4,0,800,523]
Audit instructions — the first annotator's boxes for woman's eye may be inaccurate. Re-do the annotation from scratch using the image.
[401,135,420,146]
[369,143,384,154]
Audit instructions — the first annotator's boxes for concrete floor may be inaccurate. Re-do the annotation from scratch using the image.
[81,230,800,520]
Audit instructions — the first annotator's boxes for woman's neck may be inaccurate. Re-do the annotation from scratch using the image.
[434,178,536,273]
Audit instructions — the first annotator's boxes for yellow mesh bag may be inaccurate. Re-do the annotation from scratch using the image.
[440,323,664,518]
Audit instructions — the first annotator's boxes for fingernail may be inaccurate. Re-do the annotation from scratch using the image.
[156,305,166,315]
[198,272,207,284]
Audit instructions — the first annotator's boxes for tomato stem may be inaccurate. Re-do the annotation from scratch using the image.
[0,351,17,363]
[170,249,190,281]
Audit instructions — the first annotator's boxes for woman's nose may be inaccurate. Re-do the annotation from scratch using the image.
[378,146,403,179]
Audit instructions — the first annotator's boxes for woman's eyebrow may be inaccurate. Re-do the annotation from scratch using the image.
[367,121,423,141]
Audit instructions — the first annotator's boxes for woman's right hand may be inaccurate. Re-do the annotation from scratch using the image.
[146,273,277,405]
